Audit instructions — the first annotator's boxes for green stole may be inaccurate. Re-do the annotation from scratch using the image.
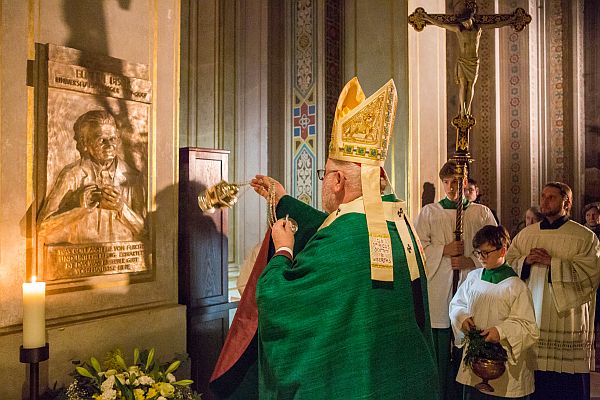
[481,262,517,284]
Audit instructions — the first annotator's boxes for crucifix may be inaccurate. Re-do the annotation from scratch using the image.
[408,1,531,293]
[409,3,531,120]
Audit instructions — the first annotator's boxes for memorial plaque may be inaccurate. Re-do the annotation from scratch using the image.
[35,44,153,287]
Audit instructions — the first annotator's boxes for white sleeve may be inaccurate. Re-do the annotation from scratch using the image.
[449,274,472,347]
[505,232,528,277]
[415,206,445,280]
[496,284,540,365]
[482,206,497,227]
[549,233,600,312]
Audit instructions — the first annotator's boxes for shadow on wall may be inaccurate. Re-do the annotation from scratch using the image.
[63,0,132,56]
[62,0,139,172]
[422,182,436,207]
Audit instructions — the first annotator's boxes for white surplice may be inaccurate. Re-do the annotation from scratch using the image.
[506,220,600,373]
[450,269,539,398]
[415,201,497,329]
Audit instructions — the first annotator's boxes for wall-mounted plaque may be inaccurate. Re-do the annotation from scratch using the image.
[35,44,153,289]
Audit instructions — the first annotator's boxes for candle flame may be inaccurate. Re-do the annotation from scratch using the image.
[31,276,37,283]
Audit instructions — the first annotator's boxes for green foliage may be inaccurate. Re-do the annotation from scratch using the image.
[54,348,201,400]
[104,348,126,371]
[463,328,508,368]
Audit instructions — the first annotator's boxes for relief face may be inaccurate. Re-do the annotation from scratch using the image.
[36,44,152,284]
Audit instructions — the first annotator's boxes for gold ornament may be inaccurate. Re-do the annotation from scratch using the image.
[266,182,298,234]
[197,180,243,213]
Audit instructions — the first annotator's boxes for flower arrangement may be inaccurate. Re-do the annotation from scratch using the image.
[60,348,201,400]
[462,328,508,368]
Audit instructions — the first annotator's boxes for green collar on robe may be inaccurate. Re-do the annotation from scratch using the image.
[381,193,397,202]
[481,262,517,284]
[439,196,470,210]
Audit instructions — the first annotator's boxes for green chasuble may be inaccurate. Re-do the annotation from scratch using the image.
[480,262,517,284]
[256,195,440,399]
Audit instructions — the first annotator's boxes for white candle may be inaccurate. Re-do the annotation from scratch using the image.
[22,277,46,349]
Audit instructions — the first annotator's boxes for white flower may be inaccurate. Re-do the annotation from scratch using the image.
[101,388,117,400]
[101,375,116,392]
[166,373,176,383]
[138,375,155,385]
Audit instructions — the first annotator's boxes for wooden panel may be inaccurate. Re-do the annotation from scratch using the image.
[188,302,237,399]
[179,148,229,308]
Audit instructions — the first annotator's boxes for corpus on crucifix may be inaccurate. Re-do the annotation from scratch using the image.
[409,4,532,119]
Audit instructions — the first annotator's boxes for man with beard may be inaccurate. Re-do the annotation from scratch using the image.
[239,77,439,399]
[506,182,600,400]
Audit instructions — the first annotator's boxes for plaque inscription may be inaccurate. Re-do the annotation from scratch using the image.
[44,241,146,281]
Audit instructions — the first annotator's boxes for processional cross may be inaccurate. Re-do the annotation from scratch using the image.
[408,1,531,292]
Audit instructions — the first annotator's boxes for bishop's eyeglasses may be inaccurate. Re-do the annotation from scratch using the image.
[317,169,340,181]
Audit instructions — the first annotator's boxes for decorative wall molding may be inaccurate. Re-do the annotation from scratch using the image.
[470,0,497,214]
[496,0,532,232]
[290,0,318,206]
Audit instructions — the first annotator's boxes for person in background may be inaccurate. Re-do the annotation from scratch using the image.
[450,225,539,399]
[512,206,544,238]
[416,162,497,400]
[525,206,544,227]
[583,203,600,238]
[464,178,499,224]
[506,182,600,400]
[463,178,480,203]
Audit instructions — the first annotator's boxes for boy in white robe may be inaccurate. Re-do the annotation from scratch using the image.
[506,182,600,400]
[415,161,497,399]
[450,225,539,399]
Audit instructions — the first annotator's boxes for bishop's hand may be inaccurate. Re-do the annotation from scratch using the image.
[271,218,295,250]
[251,175,286,205]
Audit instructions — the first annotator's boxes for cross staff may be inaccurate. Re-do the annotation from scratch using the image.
[408,5,531,118]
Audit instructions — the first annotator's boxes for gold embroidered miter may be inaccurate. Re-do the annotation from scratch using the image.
[329,77,398,281]
[329,77,397,166]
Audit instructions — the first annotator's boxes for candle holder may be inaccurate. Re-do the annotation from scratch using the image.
[20,343,49,400]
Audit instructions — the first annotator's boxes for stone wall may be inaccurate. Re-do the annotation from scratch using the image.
[0,1,185,398]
